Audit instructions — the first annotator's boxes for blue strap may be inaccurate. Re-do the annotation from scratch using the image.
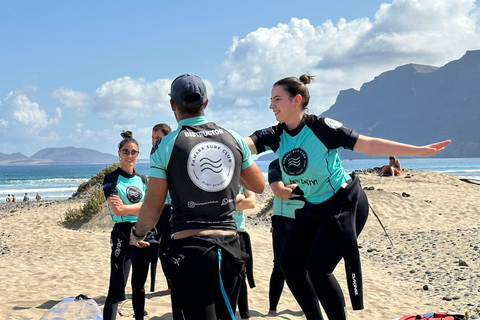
[217,248,236,320]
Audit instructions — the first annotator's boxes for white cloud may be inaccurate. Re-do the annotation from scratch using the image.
[52,88,90,111]
[219,0,480,115]
[235,98,253,107]
[93,77,172,124]
[4,91,60,130]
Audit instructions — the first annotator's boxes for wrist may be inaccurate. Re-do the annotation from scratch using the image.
[131,226,146,241]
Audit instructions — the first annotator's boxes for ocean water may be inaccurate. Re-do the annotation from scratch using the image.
[1,158,479,203]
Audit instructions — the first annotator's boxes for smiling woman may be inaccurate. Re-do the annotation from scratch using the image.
[101,130,153,320]
[244,74,450,320]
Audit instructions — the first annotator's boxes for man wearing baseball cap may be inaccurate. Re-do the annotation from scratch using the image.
[131,74,265,319]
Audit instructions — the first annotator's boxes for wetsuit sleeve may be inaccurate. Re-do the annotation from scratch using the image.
[267,159,282,184]
[150,134,175,179]
[307,116,359,151]
[248,125,281,154]
[227,128,254,170]
[102,173,118,198]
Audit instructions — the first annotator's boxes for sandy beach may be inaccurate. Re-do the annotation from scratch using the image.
[1,169,480,320]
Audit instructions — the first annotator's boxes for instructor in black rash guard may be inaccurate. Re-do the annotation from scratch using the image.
[244,74,450,320]
[130,74,265,320]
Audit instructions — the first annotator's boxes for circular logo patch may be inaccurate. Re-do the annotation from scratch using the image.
[281,148,308,175]
[126,186,143,203]
[324,117,343,129]
[187,141,235,192]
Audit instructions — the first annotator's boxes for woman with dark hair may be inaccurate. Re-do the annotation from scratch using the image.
[245,75,450,320]
[102,130,154,320]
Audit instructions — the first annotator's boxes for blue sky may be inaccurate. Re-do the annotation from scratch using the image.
[1,0,479,157]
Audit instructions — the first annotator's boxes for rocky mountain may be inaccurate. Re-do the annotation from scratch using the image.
[321,50,480,158]
[0,147,117,166]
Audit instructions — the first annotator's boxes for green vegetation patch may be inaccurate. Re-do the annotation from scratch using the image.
[64,162,120,224]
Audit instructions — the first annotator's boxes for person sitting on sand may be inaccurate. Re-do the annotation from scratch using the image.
[6,194,12,202]
[35,193,41,201]
[379,156,401,177]
[23,193,29,202]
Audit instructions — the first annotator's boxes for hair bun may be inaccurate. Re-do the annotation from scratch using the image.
[121,130,133,139]
[299,74,315,85]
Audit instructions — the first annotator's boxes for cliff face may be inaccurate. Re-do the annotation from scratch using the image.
[322,50,480,158]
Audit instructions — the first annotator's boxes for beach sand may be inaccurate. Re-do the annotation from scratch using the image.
[1,169,480,320]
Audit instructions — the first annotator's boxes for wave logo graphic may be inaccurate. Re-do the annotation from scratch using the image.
[282,148,308,175]
[188,141,235,192]
[200,158,222,173]
[287,156,302,167]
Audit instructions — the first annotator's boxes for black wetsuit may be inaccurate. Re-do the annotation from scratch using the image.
[250,115,369,320]
[102,168,150,320]
[149,115,255,320]
[267,159,303,313]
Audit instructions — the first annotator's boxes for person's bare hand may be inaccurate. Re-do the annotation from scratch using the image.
[419,140,451,156]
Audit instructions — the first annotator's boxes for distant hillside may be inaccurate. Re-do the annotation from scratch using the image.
[0,152,28,161]
[0,147,117,166]
[322,50,480,158]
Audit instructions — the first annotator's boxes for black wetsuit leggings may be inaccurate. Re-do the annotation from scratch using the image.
[237,231,252,319]
[269,215,295,312]
[104,223,152,320]
[280,186,368,320]
[167,234,246,320]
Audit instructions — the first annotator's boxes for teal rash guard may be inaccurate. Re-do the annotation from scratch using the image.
[103,167,147,223]
[149,115,254,234]
[250,115,359,204]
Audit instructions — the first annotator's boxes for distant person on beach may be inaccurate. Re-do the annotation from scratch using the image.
[130,73,264,320]
[234,186,256,320]
[23,193,29,202]
[267,158,304,316]
[379,155,401,177]
[102,130,153,320]
[11,194,16,202]
[6,194,12,202]
[35,193,41,202]
[244,74,450,320]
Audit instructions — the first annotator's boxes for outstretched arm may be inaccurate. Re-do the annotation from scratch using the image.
[353,135,450,157]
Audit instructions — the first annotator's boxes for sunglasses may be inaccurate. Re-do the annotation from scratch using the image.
[121,149,139,156]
